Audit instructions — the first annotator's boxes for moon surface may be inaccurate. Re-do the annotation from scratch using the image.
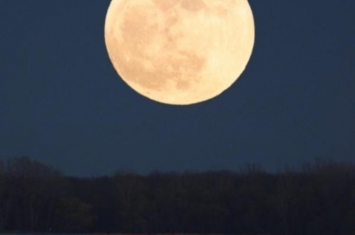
[105,0,255,105]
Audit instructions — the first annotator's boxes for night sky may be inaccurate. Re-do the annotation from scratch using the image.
[0,0,354,176]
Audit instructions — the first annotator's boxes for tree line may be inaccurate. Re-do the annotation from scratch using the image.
[0,156,354,235]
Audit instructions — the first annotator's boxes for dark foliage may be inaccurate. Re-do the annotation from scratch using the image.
[0,156,354,234]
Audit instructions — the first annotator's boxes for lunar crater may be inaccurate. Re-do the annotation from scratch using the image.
[180,0,206,11]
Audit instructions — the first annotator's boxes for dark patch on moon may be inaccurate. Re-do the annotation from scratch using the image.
[152,0,178,12]
[180,0,206,12]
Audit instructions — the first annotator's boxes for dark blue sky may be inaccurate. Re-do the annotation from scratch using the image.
[0,0,354,176]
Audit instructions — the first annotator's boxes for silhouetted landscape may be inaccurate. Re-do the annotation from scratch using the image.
[0,156,354,235]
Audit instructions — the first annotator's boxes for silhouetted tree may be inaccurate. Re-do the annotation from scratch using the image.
[0,156,354,234]
[0,159,10,231]
[53,196,95,232]
[3,156,62,232]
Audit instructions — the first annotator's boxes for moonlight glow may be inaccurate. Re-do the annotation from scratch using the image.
[105,0,255,105]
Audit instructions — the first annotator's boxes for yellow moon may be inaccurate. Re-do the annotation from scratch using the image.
[105,0,254,105]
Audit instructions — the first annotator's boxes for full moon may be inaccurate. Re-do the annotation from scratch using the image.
[105,0,254,105]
